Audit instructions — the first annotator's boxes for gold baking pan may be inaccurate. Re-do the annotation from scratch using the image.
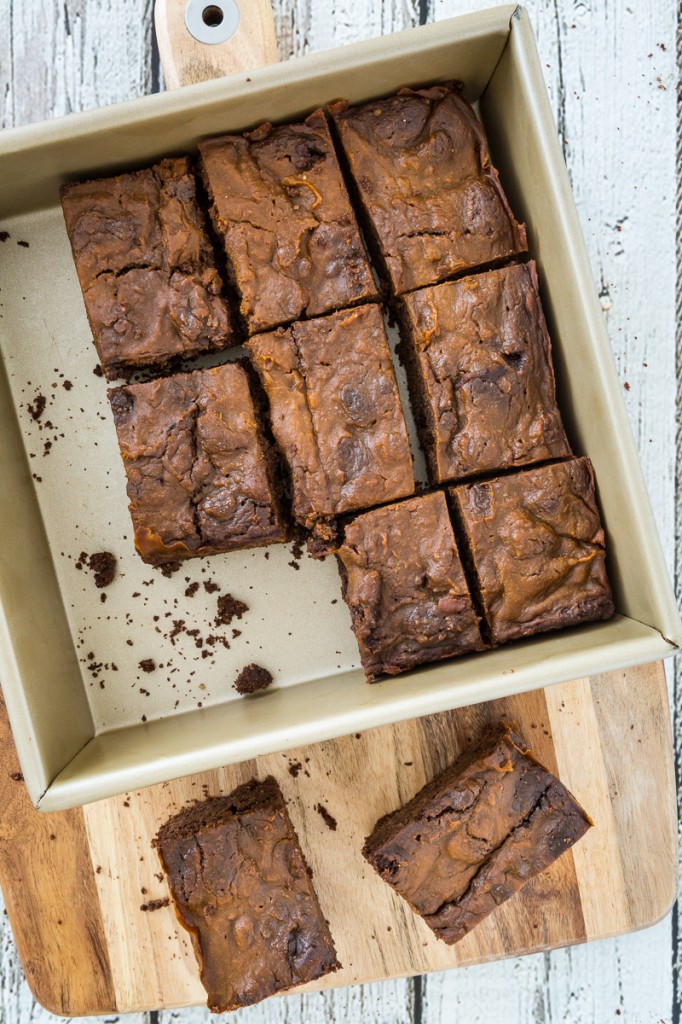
[0,4,679,811]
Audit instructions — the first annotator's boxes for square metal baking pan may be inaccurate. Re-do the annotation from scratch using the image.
[0,5,679,812]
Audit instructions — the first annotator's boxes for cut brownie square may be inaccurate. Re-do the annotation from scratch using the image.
[154,777,340,1013]
[199,109,378,334]
[450,457,615,644]
[336,492,484,681]
[246,304,414,546]
[330,84,527,295]
[61,157,235,379]
[363,721,592,945]
[399,262,571,483]
[109,361,287,563]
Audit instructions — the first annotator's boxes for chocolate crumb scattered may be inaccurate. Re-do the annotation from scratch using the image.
[184,581,200,598]
[17,240,29,248]
[62,379,73,391]
[27,393,46,421]
[140,897,170,912]
[0,231,9,242]
[315,803,337,831]
[9,772,23,782]
[234,663,273,695]
[288,560,301,571]
[288,761,303,778]
[139,659,156,673]
[215,593,248,627]
[93,365,103,377]
[203,579,220,594]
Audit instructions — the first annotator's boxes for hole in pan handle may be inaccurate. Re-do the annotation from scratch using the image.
[154,0,278,88]
[184,0,240,44]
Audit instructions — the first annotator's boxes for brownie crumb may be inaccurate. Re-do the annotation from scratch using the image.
[159,561,182,578]
[288,761,303,778]
[234,663,273,695]
[62,379,73,391]
[140,897,170,912]
[215,593,248,627]
[291,537,304,560]
[139,659,156,673]
[9,771,23,782]
[93,365,103,377]
[0,231,9,242]
[288,560,301,571]
[203,579,220,594]
[27,393,46,421]
[88,551,117,588]
[17,240,29,248]
[184,581,200,598]
[315,803,338,831]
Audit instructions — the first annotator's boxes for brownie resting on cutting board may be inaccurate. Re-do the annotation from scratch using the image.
[154,777,339,1013]
[199,109,378,334]
[247,304,414,549]
[330,84,527,295]
[363,721,592,945]
[61,157,235,379]
[336,491,484,681]
[109,361,287,564]
[450,457,615,644]
[399,261,571,483]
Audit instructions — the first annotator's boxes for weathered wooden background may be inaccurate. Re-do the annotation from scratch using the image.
[0,0,678,1021]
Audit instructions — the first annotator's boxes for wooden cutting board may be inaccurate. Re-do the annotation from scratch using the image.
[0,662,675,1016]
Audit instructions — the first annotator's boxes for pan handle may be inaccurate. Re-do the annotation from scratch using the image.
[154,0,278,89]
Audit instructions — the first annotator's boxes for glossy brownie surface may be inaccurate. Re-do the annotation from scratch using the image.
[61,157,234,378]
[200,109,378,334]
[401,262,571,483]
[451,457,614,644]
[363,722,592,944]
[337,491,483,681]
[109,362,287,563]
[154,778,339,1013]
[331,84,527,294]
[247,304,414,537]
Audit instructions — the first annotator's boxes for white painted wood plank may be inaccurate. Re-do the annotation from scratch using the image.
[0,0,677,1022]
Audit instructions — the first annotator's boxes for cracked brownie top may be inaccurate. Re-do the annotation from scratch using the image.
[330,84,527,295]
[246,304,414,537]
[363,721,592,945]
[154,777,340,1013]
[61,157,236,379]
[199,109,378,334]
[400,262,571,483]
[109,361,287,563]
[450,457,614,645]
[337,491,484,681]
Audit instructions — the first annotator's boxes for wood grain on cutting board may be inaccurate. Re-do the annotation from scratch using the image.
[0,663,674,1016]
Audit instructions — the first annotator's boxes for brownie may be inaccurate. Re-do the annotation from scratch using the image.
[154,778,339,1012]
[199,109,378,334]
[109,362,287,563]
[336,492,484,681]
[330,84,527,295]
[61,157,235,379]
[246,304,414,544]
[363,722,592,945]
[450,457,615,644]
[399,262,571,483]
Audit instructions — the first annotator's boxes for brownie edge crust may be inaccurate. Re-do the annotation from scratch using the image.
[154,777,340,1013]
[363,722,592,945]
